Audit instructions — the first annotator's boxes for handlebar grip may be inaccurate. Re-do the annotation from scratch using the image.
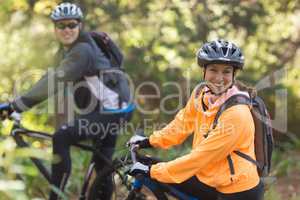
[130,144,139,163]
[10,112,22,122]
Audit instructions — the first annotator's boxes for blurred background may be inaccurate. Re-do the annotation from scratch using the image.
[0,0,299,199]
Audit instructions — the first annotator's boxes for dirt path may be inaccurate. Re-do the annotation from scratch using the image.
[275,174,300,200]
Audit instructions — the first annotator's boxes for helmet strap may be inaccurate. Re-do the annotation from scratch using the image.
[203,65,207,79]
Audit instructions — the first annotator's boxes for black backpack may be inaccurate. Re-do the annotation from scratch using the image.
[196,86,274,182]
[90,31,123,69]
[212,94,273,178]
[90,32,132,108]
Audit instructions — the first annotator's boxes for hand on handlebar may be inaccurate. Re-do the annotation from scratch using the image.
[127,135,152,149]
[129,162,150,177]
[0,103,14,120]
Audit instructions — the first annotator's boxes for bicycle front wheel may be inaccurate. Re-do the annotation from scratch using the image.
[125,187,168,200]
[87,158,132,200]
[87,161,167,200]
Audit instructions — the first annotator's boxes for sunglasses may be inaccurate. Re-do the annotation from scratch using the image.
[55,22,79,30]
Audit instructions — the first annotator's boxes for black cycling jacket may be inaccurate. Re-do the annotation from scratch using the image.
[12,31,119,115]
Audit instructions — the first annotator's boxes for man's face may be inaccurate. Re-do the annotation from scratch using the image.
[54,19,81,47]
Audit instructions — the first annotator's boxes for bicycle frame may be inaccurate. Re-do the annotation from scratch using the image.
[132,178,198,200]
[8,112,200,200]
[7,112,121,200]
[129,143,199,200]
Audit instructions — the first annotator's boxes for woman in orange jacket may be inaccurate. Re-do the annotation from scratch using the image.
[129,40,264,200]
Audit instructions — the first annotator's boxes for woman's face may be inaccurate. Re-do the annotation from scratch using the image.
[204,63,234,95]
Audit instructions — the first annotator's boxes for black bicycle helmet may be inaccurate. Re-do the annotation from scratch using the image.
[196,39,244,69]
[50,3,83,21]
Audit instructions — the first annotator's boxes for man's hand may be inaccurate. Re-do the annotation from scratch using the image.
[127,135,152,149]
[0,103,14,120]
[129,162,150,177]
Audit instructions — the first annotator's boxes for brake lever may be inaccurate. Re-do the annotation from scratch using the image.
[130,144,139,163]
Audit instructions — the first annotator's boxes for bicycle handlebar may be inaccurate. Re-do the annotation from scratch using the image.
[130,144,139,163]
[6,111,22,125]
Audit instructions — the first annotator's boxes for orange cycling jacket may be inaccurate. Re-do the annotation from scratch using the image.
[149,85,260,194]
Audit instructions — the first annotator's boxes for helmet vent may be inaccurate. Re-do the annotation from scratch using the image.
[51,3,83,21]
[221,47,228,56]
[211,45,217,52]
[196,39,244,69]
[231,48,236,55]
[63,7,68,15]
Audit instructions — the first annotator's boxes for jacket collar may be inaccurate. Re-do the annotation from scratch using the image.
[201,85,249,117]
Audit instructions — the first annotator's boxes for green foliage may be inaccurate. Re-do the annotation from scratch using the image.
[272,148,300,177]
[0,137,27,200]
[264,186,282,200]
[0,0,300,199]
[0,134,51,200]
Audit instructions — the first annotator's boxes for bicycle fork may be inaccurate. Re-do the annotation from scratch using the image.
[79,162,95,200]
[125,178,146,200]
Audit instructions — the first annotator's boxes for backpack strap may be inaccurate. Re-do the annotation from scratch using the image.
[203,94,250,138]
[89,32,124,68]
[206,94,258,177]
[227,151,263,178]
[211,94,251,130]
[227,155,235,182]
[89,32,112,59]
[233,150,263,170]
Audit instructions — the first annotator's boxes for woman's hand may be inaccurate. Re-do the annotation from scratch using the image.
[127,135,152,149]
[129,162,150,177]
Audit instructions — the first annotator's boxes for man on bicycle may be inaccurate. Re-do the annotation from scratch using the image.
[0,2,133,200]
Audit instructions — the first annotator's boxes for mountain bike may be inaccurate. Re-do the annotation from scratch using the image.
[3,112,134,200]
[3,112,200,199]
[125,137,200,200]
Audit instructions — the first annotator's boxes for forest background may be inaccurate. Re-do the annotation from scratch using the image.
[0,0,299,199]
